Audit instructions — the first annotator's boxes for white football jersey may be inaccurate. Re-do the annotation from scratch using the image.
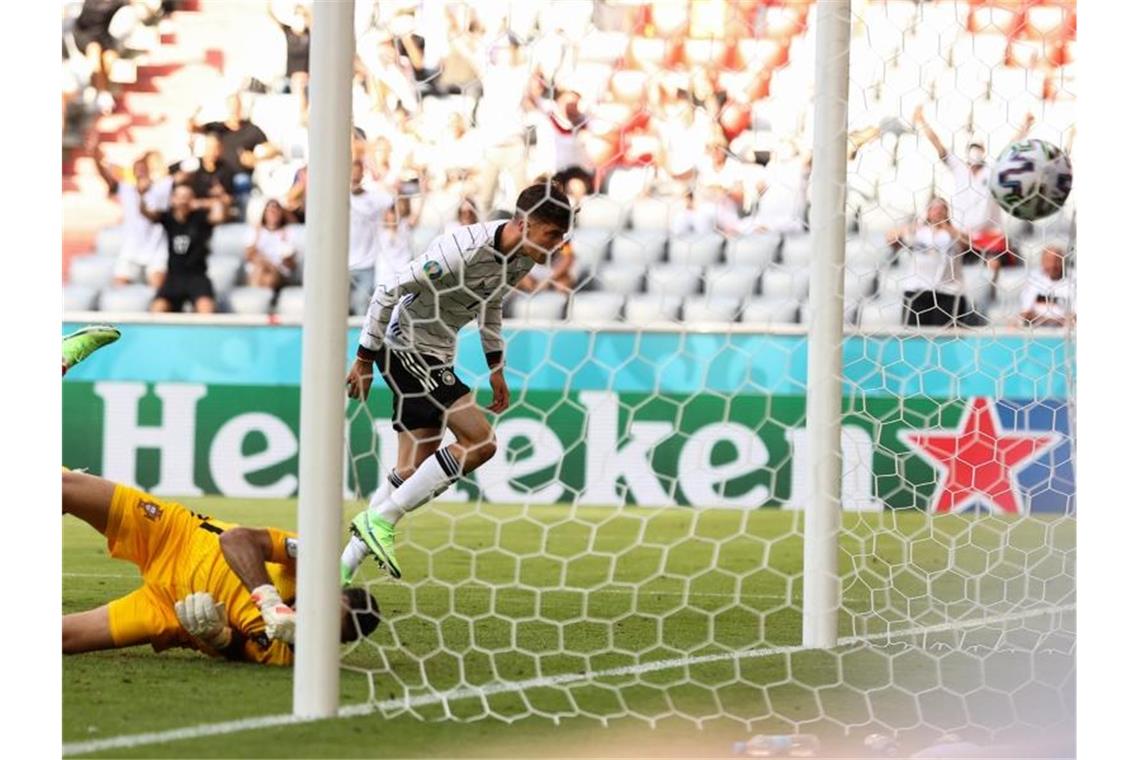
[360,220,534,364]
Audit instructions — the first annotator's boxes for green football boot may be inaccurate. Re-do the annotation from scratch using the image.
[62,324,121,372]
[349,511,402,579]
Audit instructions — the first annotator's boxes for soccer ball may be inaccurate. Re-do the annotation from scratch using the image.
[989,139,1073,221]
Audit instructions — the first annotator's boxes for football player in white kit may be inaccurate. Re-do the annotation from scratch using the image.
[340,184,573,582]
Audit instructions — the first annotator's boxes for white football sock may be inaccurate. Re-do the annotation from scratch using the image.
[377,448,461,526]
[366,470,404,517]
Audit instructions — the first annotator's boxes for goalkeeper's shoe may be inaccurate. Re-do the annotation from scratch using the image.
[62,324,121,372]
[349,511,402,579]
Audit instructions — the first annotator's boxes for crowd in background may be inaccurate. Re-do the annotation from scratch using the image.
[64,0,1077,328]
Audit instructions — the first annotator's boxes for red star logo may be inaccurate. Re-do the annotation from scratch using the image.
[900,398,1059,515]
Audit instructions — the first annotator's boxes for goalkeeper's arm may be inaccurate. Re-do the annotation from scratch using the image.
[218,527,296,643]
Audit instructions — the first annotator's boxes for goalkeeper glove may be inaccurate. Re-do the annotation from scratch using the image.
[174,592,232,650]
[250,584,296,644]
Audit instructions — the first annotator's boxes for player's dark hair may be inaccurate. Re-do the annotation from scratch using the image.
[515,184,572,231]
[341,587,382,643]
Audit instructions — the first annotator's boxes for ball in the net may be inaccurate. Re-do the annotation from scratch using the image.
[989,138,1073,221]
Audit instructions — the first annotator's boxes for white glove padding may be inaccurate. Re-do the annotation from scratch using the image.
[250,584,296,644]
[175,591,232,650]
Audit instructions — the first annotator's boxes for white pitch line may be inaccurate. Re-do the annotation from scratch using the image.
[62,603,1074,757]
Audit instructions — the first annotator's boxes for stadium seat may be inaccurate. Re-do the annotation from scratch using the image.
[227,286,275,315]
[95,226,125,258]
[725,234,780,268]
[275,286,305,318]
[780,234,812,266]
[98,284,153,312]
[761,267,810,301]
[568,292,624,322]
[859,298,904,330]
[63,284,99,312]
[704,265,759,300]
[668,233,724,266]
[69,255,116,290]
[507,291,567,321]
[993,266,1030,307]
[630,197,681,232]
[611,69,650,103]
[610,231,667,266]
[846,238,891,269]
[624,294,681,324]
[963,266,996,309]
[682,296,739,323]
[596,263,645,295]
[207,255,245,296]
[846,267,879,299]
[211,224,250,259]
[575,195,628,230]
[646,265,703,297]
[570,228,611,277]
[739,297,799,325]
[576,30,629,65]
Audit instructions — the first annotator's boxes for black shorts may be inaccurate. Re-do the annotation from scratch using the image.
[376,347,471,432]
[155,273,215,312]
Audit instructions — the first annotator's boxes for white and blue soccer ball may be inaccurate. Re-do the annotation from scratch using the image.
[989,139,1073,221]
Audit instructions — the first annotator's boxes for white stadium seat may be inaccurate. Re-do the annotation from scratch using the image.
[98,284,153,312]
[69,255,116,290]
[780,233,813,266]
[761,267,810,300]
[740,298,799,325]
[646,264,703,297]
[570,228,612,277]
[624,294,681,324]
[610,231,667,266]
[95,226,125,258]
[227,286,275,315]
[859,298,904,330]
[64,284,99,312]
[275,286,305,318]
[963,265,996,308]
[668,233,724,266]
[507,291,568,321]
[596,263,645,295]
[207,255,244,296]
[725,234,781,268]
[629,197,682,232]
[682,296,739,323]
[211,224,250,259]
[568,292,624,322]
[846,267,879,299]
[704,265,759,300]
[575,195,628,230]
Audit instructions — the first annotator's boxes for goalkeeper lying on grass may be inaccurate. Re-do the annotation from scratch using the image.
[61,326,382,664]
[61,468,383,664]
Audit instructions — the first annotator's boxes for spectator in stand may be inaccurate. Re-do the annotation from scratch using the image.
[429,113,480,194]
[181,134,235,198]
[436,5,485,96]
[887,197,973,328]
[374,201,416,287]
[282,164,306,223]
[1018,243,1075,328]
[444,198,481,236]
[544,89,592,179]
[268,2,311,119]
[562,174,589,209]
[348,158,393,315]
[670,190,719,236]
[244,199,298,292]
[88,134,171,288]
[70,0,127,114]
[914,105,1035,277]
[188,94,280,212]
[140,184,227,314]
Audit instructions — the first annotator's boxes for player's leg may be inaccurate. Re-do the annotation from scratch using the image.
[63,606,116,654]
[62,468,117,535]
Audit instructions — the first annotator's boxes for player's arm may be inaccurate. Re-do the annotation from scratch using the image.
[478,295,510,413]
[218,526,297,643]
[913,105,948,162]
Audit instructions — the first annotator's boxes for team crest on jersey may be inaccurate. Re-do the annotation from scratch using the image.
[440,369,457,386]
[423,260,443,280]
[139,500,163,521]
[285,537,299,558]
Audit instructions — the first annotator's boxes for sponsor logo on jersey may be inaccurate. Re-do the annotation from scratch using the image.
[139,500,164,521]
[423,261,443,280]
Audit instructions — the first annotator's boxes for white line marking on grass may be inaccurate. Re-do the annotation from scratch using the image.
[63,603,1075,757]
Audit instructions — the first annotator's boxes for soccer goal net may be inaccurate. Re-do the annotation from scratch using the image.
[341,0,1075,751]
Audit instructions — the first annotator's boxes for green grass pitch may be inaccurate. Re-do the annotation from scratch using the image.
[63,497,1075,758]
